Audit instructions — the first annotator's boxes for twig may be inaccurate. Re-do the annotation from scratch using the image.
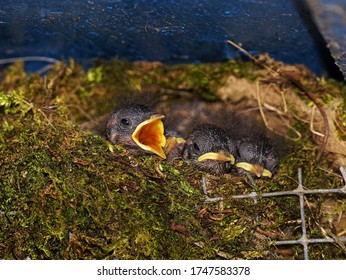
[255,69,301,140]
[310,105,325,137]
[263,88,288,115]
[227,39,330,160]
[256,80,269,128]
[286,76,330,160]
[227,40,276,74]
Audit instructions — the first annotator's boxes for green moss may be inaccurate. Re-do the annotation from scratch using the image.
[0,59,345,260]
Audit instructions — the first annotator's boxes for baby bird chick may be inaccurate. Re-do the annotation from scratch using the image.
[181,124,236,174]
[106,97,166,159]
[234,133,279,178]
[205,108,281,179]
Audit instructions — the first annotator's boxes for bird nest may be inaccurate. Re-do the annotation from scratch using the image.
[0,57,345,259]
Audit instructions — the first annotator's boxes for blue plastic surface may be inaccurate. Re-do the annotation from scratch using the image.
[0,0,343,76]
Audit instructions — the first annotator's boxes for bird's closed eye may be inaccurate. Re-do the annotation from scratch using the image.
[120,118,131,126]
[193,143,200,151]
[235,148,241,158]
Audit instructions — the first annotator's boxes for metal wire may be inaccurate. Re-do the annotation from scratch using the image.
[230,166,346,260]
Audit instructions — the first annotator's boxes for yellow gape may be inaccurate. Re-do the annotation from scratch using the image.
[132,114,166,159]
[197,151,235,165]
[236,162,272,178]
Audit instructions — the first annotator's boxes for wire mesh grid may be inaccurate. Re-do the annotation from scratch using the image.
[203,166,346,260]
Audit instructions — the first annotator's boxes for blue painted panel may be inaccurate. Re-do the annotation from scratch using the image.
[0,0,342,76]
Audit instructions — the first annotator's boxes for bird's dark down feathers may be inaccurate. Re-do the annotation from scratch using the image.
[181,124,236,174]
[106,104,156,147]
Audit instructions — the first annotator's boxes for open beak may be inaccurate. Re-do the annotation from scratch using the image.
[197,151,235,165]
[235,162,272,178]
[132,114,167,159]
